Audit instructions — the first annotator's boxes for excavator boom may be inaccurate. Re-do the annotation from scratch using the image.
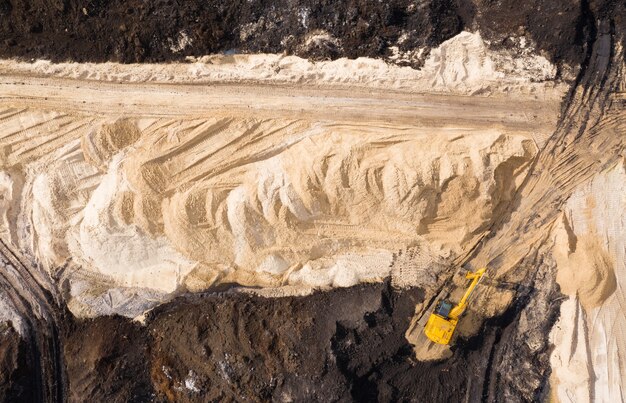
[423,268,486,345]
[448,268,486,319]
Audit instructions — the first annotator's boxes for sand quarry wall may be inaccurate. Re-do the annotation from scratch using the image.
[550,160,626,403]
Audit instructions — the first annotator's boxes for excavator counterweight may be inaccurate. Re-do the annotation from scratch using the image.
[424,268,486,345]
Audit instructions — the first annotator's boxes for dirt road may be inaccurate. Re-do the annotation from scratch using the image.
[0,73,558,138]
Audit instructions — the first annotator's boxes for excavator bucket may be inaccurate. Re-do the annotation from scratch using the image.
[424,313,457,345]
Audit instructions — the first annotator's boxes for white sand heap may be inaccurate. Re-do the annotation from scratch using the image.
[0,114,539,317]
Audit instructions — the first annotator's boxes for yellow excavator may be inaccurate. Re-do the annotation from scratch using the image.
[424,268,486,345]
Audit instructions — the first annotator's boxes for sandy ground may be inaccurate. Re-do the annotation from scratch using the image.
[0,32,578,365]
[0,32,567,96]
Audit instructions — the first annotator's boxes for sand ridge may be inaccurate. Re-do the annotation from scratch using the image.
[550,161,626,402]
[7,115,540,317]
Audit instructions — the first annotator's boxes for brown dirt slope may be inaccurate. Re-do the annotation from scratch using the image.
[63,317,152,402]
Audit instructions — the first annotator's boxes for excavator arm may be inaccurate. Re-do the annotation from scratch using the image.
[448,268,486,319]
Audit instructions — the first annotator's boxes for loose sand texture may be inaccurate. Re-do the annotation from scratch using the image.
[0,31,568,319]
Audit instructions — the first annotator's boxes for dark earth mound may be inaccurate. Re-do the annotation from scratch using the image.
[0,0,621,68]
[63,316,153,402]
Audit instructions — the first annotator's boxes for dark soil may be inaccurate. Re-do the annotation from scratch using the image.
[66,282,426,402]
[0,272,566,403]
[0,0,620,68]
[0,323,36,402]
[57,277,559,403]
[63,317,153,402]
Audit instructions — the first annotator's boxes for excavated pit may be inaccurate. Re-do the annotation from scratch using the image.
[58,280,556,402]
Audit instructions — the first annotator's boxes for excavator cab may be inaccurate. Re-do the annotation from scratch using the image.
[424,268,486,345]
[434,300,453,317]
[423,302,458,345]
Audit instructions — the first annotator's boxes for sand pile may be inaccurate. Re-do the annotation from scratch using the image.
[554,227,616,310]
[0,111,539,317]
[0,30,569,318]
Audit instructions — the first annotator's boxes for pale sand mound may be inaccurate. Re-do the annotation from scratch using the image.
[554,225,616,310]
[72,153,196,292]
[0,111,539,317]
[549,298,592,403]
